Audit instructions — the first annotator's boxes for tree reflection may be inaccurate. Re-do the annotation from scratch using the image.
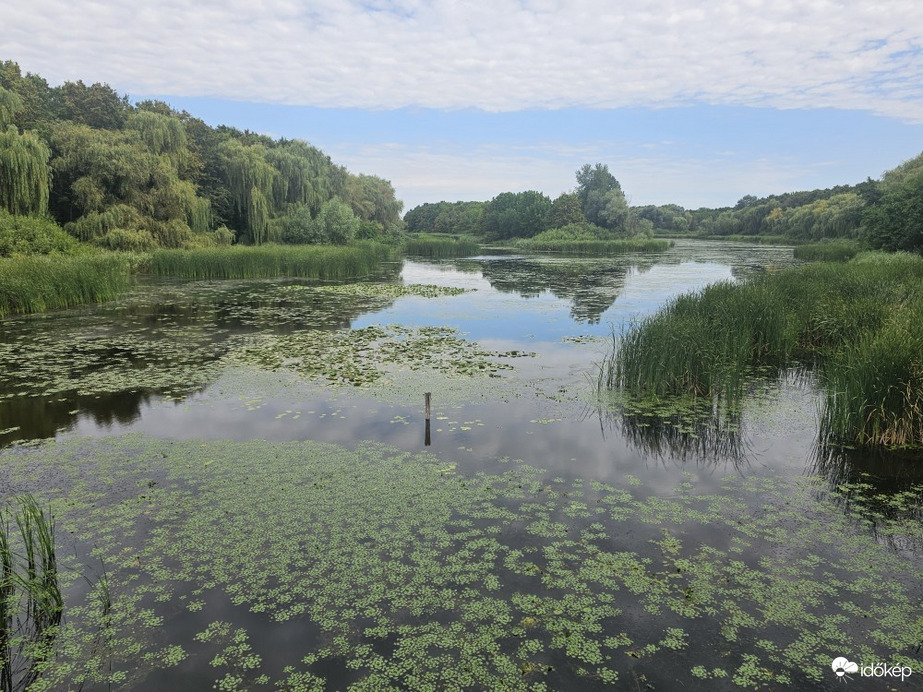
[476,257,657,324]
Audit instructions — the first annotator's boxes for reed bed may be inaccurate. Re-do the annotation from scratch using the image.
[1,495,63,691]
[695,234,792,245]
[147,242,394,280]
[0,253,131,318]
[793,240,861,262]
[514,238,671,255]
[602,254,923,448]
[403,235,480,258]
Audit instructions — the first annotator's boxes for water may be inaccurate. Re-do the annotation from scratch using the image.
[0,240,920,690]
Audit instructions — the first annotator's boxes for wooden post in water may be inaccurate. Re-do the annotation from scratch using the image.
[424,392,432,446]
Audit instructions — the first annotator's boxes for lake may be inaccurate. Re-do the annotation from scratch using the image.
[1,240,920,690]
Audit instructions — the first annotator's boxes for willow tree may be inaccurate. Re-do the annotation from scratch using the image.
[265,145,317,211]
[219,139,278,244]
[0,86,23,129]
[127,110,187,159]
[0,125,51,215]
[50,120,209,246]
[344,174,403,228]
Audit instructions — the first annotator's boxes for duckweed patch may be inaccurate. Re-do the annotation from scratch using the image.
[230,325,535,387]
[311,283,470,299]
[0,320,230,402]
[0,435,920,689]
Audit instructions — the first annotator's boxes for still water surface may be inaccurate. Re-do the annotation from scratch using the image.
[0,240,920,690]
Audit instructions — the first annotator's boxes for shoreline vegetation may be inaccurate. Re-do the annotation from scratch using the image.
[0,253,131,318]
[403,233,480,258]
[147,242,396,281]
[600,251,923,449]
[512,236,671,254]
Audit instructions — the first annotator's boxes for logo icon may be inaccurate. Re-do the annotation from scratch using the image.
[832,657,859,680]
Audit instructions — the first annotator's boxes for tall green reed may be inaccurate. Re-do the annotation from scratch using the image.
[514,238,671,255]
[1,495,63,692]
[792,240,861,262]
[0,253,131,318]
[147,242,394,280]
[403,235,480,258]
[601,255,923,448]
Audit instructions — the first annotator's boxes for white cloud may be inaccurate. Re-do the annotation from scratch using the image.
[3,0,922,120]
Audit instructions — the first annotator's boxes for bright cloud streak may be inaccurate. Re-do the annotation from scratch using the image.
[4,0,923,120]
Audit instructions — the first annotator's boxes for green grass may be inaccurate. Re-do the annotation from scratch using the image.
[0,253,132,318]
[513,238,671,255]
[403,234,480,258]
[792,240,862,262]
[147,242,395,280]
[693,234,793,245]
[601,253,923,448]
[1,494,63,691]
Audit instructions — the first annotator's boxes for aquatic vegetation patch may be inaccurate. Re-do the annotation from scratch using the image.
[0,434,920,689]
[0,253,132,318]
[601,257,923,448]
[403,234,480,258]
[792,240,861,262]
[512,238,671,255]
[230,324,535,387]
[1,495,64,691]
[147,242,395,280]
[310,282,470,299]
[0,319,231,401]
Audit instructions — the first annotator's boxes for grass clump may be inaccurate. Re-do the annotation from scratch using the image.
[793,239,861,262]
[0,253,131,318]
[693,234,792,245]
[514,227,671,255]
[602,254,923,448]
[403,233,480,258]
[1,495,63,691]
[147,242,394,280]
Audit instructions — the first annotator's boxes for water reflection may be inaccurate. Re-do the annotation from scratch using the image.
[0,391,152,444]
[604,407,750,467]
[474,257,644,324]
[0,270,405,448]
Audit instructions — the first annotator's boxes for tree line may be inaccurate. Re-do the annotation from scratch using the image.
[405,163,652,243]
[406,156,923,253]
[0,60,403,254]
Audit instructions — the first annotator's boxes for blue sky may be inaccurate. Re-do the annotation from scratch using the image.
[4,0,923,211]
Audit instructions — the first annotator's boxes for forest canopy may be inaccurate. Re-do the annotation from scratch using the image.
[0,60,403,253]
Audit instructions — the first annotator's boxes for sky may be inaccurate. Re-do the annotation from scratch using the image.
[4,0,923,212]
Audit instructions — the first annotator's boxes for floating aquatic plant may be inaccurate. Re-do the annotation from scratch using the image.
[0,435,919,689]
[230,324,534,387]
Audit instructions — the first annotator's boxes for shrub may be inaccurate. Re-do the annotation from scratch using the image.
[0,210,79,256]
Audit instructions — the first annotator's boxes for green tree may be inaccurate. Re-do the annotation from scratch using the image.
[0,86,23,129]
[547,192,585,228]
[344,173,403,229]
[0,125,51,215]
[481,190,551,240]
[575,163,628,231]
[52,80,130,130]
[218,139,278,244]
[280,203,319,244]
[317,197,360,244]
[863,153,923,252]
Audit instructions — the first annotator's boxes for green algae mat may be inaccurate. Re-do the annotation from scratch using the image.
[1,434,920,690]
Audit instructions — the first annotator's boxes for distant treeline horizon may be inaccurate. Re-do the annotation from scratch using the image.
[405,154,923,253]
